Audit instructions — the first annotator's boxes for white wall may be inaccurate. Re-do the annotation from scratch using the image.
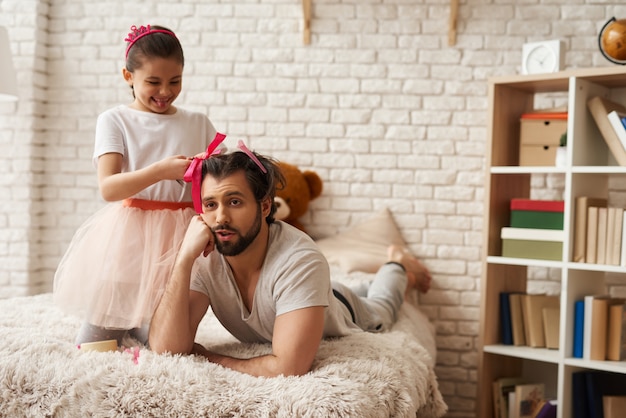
[2,0,625,415]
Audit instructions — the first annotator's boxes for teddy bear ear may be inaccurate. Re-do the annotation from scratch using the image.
[303,171,323,199]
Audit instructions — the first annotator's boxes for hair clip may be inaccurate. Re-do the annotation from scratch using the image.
[237,140,267,174]
[124,24,177,59]
[183,133,227,213]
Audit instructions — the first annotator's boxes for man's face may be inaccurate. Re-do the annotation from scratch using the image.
[200,170,266,256]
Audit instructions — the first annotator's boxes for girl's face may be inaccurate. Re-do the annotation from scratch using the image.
[123,57,183,115]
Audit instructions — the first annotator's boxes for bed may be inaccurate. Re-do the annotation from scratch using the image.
[0,210,447,417]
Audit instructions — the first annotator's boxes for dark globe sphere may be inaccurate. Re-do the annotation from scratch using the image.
[599,17,626,64]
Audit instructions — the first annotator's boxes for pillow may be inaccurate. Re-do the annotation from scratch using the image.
[315,208,407,273]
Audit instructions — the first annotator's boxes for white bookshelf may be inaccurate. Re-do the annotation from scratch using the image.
[477,66,626,418]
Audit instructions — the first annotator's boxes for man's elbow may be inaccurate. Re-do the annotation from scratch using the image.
[148,331,192,355]
[275,361,312,377]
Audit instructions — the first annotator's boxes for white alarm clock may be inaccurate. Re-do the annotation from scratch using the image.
[522,40,565,75]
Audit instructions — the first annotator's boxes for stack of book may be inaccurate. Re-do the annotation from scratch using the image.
[573,196,625,265]
[492,378,556,418]
[500,292,560,349]
[572,295,626,361]
[501,199,564,261]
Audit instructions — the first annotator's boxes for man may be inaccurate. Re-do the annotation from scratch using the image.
[149,149,431,378]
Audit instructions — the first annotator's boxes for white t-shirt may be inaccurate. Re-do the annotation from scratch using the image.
[190,221,360,343]
[93,105,218,202]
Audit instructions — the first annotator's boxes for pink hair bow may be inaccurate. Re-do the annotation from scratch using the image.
[237,140,267,173]
[184,132,226,213]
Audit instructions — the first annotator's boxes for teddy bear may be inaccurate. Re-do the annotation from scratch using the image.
[274,161,323,233]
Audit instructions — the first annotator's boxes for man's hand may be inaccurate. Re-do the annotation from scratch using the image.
[179,215,215,260]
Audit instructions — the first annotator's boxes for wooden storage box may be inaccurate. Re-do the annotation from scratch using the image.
[519,112,567,166]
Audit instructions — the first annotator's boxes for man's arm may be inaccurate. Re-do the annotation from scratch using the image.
[192,305,325,377]
[149,216,213,354]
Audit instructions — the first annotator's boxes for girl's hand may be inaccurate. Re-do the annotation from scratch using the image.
[157,155,193,181]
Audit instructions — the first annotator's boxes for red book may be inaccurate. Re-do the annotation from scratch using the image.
[510,199,564,213]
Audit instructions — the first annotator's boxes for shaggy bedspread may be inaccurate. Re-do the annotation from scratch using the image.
[0,290,446,417]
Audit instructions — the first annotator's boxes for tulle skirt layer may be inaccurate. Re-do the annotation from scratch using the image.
[53,202,196,329]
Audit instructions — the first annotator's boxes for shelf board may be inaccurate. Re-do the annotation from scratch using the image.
[564,357,626,374]
[566,262,626,274]
[571,165,626,174]
[483,344,560,363]
[488,66,626,92]
[490,165,626,175]
[486,257,626,273]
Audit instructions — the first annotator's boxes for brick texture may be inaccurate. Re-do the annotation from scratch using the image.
[1,0,625,416]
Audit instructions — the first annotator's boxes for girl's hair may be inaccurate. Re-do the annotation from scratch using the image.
[125,25,184,73]
[201,151,286,224]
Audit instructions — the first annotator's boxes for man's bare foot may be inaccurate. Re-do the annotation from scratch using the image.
[387,245,431,294]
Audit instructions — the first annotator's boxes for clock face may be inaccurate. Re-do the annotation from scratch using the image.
[524,45,558,74]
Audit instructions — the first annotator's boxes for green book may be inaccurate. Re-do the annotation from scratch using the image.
[510,210,564,230]
[502,239,563,261]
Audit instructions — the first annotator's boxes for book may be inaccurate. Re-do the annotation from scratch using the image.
[584,371,626,418]
[603,395,626,418]
[622,210,626,267]
[573,299,584,358]
[572,371,589,418]
[501,239,563,261]
[500,227,564,242]
[509,391,517,418]
[607,110,626,151]
[493,376,526,418]
[521,294,559,348]
[510,199,564,212]
[609,207,624,265]
[606,301,626,361]
[596,207,608,265]
[500,292,514,345]
[583,295,610,361]
[510,293,526,346]
[513,383,545,418]
[587,96,626,166]
[606,207,616,265]
[573,197,607,262]
[542,307,560,349]
[534,399,557,418]
[586,206,600,264]
[510,210,564,230]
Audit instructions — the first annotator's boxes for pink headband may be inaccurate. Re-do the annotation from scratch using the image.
[124,25,177,59]
[183,134,268,214]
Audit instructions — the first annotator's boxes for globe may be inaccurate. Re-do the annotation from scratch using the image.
[599,17,626,64]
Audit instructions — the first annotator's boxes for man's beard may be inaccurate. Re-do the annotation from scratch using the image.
[211,207,262,256]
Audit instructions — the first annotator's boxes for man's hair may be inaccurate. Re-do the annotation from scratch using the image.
[201,151,286,224]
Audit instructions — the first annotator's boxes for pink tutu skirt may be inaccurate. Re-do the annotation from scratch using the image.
[53,199,196,329]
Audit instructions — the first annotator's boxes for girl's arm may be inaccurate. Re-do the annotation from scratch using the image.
[97,152,191,201]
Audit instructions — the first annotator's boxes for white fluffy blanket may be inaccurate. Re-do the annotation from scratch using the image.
[0,291,446,417]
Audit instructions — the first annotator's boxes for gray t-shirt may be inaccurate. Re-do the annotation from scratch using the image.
[190,221,360,343]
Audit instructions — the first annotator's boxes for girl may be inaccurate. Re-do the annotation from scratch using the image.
[53,24,218,346]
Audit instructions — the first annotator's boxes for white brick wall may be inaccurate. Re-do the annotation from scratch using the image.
[2,0,626,416]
